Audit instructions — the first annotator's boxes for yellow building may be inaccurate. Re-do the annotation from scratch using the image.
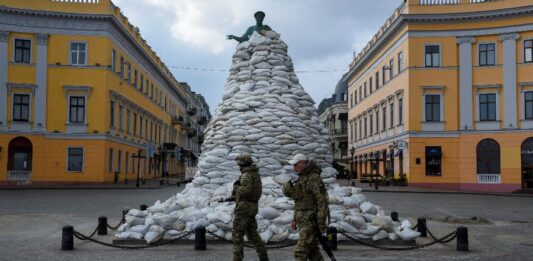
[0,0,210,185]
[346,0,533,192]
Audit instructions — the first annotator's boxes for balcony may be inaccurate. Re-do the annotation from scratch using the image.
[330,128,348,137]
[8,171,32,184]
[187,106,197,116]
[418,0,495,5]
[477,174,501,184]
[171,115,183,125]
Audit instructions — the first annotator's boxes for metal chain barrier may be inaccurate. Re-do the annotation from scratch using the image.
[73,230,193,250]
[106,216,125,230]
[205,230,297,249]
[340,231,457,251]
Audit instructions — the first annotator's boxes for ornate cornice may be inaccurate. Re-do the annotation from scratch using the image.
[456,36,476,44]
[499,33,520,42]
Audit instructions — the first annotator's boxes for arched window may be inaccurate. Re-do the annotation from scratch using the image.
[476,139,500,174]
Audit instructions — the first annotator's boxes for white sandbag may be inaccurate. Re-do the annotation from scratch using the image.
[360,225,380,236]
[125,216,145,226]
[153,213,179,229]
[338,221,358,233]
[341,197,360,208]
[372,230,389,241]
[130,224,150,234]
[116,231,144,240]
[328,195,343,205]
[128,209,148,218]
[172,220,186,231]
[400,220,413,230]
[288,233,299,241]
[271,212,293,225]
[330,210,345,222]
[396,229,421,241]
[259,207,280,220]
[344,215,367,229]
[388,232,399,241]
[360,202,378,214]
[207,211,232,224]
[260,229,274,243]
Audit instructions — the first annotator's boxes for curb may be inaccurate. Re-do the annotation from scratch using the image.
[0,182,189,190]
[361,189,533,198]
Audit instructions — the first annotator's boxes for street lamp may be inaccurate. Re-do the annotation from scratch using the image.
[350,147,356,185]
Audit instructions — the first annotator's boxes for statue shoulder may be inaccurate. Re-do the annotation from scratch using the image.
[264,24,272,30]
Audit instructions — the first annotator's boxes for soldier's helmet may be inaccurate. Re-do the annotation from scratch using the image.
[236,154,253,167]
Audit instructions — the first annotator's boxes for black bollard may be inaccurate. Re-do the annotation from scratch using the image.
[391,212,399,222]
[124,177,128,185]
[140,204,147,211]
[417,218,427,237]
[456,227,469,252]
[61,226,74,250]
[326,227,338,251]
[195,226,206,250]
[122,209,129,220]
[98,216,108,235]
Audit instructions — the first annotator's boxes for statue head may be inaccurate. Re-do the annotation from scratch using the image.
[254,11,265,24]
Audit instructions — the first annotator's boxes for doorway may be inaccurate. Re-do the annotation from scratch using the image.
[521,138,533,189]
[7,137,32,182]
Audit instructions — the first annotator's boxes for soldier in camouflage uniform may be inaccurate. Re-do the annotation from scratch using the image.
[232,154,269,261]
[283,154,329,261]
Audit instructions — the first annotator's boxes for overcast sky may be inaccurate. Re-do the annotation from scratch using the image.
[113,0,402,112]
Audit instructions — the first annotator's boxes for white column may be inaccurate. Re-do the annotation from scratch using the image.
[0,31,9,132]
[34,33,48,132]
[500,33,520,129]
[457,36,476,130]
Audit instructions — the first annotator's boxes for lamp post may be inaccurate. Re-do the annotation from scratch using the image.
[350,147,356,186]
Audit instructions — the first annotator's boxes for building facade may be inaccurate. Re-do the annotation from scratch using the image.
[318,79,349,167]
[0,0,210,185]
[346,0,533,192]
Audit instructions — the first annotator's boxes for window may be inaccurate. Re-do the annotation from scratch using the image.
[126,109,131,133]
[425,95,440,122]
[350,93,353,107]
[364,82,367,97]
[375,72,380,89]
[425,146,442,176]
[353,121,357,142]
[120,57,125,78]
[127,63,131,83]
[364,117,367,138]
[118,150,122,173]
[476,139,500,174]
[524,40,532,63]
[150,121,154,141]
[13,94,30,122]
[133,112,138,136]
[70,42,87,65]
[359,86,362,100]
[369,77,373,94]
[133,70,138,87]
[140,75,144,91]
[68,148,84,172]
[14,39,31,63]
[479,94,496,121]
[139,116,143,137]
[151,84,154,98]
[69,96,85,123]
[479,43,496,66]
[382,66,387,84]
[376,110,380,133]
[425,45,440,67]
[398,97,404,125]
[382,106,386,131]
[145,80,149,94]
[398,52,404,72]
[125,152,129,173]
[525,92,533,120]
[111,49,116,72]
[110,100,115,127]
[358,119,362,140]
[390,101,394,128]
[108,148,114,172]
[119,105,124,131]
[389,59,394,79]
[369,113,373,136]
[354,91,358,105]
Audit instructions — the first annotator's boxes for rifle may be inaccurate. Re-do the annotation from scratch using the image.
[313,219,336,261]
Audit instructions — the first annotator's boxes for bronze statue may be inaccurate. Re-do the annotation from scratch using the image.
[227,11,272,43]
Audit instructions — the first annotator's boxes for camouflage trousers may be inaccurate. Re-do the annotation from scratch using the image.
[295,210,324,261]
[232,202,268,261]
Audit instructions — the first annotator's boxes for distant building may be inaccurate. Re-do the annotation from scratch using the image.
[345,0,533,192]
[0,0,210,185]
[318,78,349,168]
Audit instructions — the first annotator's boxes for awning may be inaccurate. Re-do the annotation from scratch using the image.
[394,150,403,157]
[426,147,442,157]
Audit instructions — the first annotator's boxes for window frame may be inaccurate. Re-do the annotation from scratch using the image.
[478,42,496,67]
[478,93,497,121]
[13,38,32,64]
[108,148,114,173]
[425,146,442,176]
[110,100,115,128]
[12,93,31,122]
[398,51,404,72]
[424,94,442,122]
[424,44,441,68]
[69,42,88,66]
[476,139,501,175]
[524,39,533,63]
[67,147,84,173]
[525,91,533,120]
[389,99,394,128]
[398,97,404,125]
[68,96,86,124]
[111,49,116,72]
[389,59,394,80]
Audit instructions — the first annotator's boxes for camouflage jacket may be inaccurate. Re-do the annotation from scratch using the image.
[233,165,262,204]
[282,161,329,230]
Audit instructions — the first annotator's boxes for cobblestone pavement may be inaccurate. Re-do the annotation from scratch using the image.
[0,186,532,260]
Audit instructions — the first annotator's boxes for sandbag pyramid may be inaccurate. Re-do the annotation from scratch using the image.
[115,31,420,243]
